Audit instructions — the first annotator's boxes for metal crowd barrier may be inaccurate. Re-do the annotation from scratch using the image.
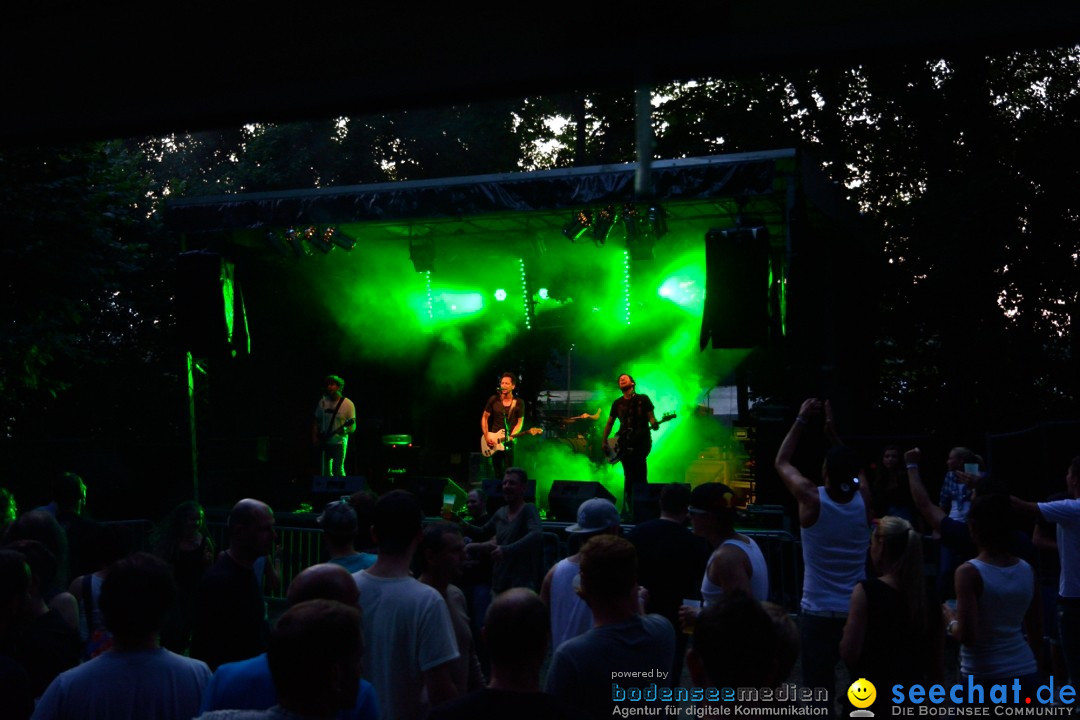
[196,519,806,605]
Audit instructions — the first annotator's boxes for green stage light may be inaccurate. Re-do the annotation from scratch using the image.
[657,275,704,312]
[425,271,434,321]
[622,251,631,325]
[538,288,549,300]
[519,258,532,330]
[494,288,507,302]
[434,292,484,318]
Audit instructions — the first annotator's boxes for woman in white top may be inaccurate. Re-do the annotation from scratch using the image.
[943,493,1041,699]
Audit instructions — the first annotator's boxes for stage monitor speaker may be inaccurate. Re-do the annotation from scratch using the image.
[700,227,771,349]
[630,482,692,524]
[403,476,468,517]
[548,480,616,523]
[311,476,367,497]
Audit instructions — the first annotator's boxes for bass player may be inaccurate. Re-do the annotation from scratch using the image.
[312,373,356,476]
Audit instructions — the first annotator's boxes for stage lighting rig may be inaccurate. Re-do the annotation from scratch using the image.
[284,227,311,258]
[304,226,333,254]
[563,209,592,242]
[265,230,290,256]
[323,226,356,251]
[592,204,617,245]
[621,202,667,260]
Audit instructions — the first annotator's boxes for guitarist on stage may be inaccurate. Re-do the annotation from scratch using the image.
[481,372,524,480]
[312,374,356,476]
[602,373,661,517]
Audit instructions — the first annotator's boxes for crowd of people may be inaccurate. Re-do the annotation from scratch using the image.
[2,398,1079,719]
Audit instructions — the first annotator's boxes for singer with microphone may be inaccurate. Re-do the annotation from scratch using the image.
[481,372,525,480]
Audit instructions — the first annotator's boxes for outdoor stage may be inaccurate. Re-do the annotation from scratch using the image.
[164,150,867,516]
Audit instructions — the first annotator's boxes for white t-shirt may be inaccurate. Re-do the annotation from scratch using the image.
[1039,497,1080,598]
[314,396,356,446]
[353,571,459,720]
[33,648,211,720]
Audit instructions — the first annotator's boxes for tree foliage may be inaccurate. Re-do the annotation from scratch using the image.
[0,141,175,432]
[646,50,1080,433]
[6,45,1080,443]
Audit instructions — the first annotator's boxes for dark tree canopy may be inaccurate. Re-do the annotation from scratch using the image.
[4,45,1080,513]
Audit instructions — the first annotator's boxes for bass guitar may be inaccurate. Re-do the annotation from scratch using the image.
[480,427,543,457]
[603,411,676,464]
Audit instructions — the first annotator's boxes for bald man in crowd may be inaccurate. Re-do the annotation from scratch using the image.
[190,499,277,670]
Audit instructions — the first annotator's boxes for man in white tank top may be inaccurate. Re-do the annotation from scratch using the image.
[774,398,871,716]
[680,483,768,626]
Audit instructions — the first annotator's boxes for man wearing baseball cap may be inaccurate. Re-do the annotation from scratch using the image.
[540,498,621,650]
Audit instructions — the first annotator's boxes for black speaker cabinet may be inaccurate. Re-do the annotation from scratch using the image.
[548,480,616,523]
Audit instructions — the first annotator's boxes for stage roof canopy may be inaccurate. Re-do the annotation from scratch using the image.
[166,149,858,256]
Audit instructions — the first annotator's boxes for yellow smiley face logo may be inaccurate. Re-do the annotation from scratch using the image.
[847,678,876,709]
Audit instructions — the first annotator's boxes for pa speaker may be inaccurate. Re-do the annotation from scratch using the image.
[176,250,250,357]
[700,227,771,349]
[548,480,616,523]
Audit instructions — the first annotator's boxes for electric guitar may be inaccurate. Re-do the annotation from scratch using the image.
[603,412,676,464]
[318,417,355,448]
[480,427,543,457]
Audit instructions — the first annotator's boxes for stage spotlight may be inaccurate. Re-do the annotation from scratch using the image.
[265,230,290,256]
[304,225,333,254]
[592,204,617,245]
[285,227,311,258]
[563,210,592,242]
[409,237,435,273]
[494,288,507,301]
[620,204,654,260]
[324,226,356,251]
